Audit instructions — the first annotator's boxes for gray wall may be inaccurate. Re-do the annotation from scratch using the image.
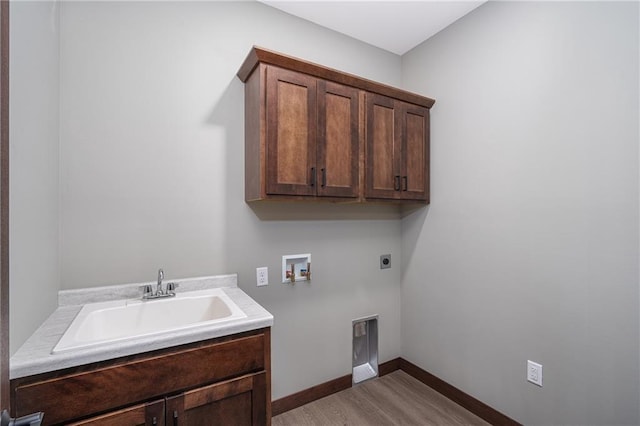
[400,2,639,424]
[57,1,402,400]
[10,1,640,422]
[9,1,60,355]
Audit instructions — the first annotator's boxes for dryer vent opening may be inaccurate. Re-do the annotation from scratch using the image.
[352,316,378,384]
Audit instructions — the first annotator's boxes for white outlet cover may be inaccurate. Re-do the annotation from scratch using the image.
[256,267,269,287]
[527,360,543,387]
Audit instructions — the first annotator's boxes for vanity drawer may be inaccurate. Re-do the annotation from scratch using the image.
[12,331,266,425]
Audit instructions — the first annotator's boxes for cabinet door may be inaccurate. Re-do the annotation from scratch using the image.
[399,102,429,201]
[365,93,402,199]
[266,66,317,196]
[68,399,164,426]
[365,94,430,201]
[166,372,268,426]
[316,81,359,198]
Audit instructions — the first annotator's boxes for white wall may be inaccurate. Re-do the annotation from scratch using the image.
[401,2,639,424]
[9,1,60,355]
[57,1,403,400]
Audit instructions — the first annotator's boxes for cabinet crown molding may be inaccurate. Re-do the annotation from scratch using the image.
[237,46,435,109]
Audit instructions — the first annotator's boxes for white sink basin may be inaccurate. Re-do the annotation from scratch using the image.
[52,288,247,354]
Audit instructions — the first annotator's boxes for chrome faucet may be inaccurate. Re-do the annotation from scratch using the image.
[157,269,164,296]
[142,268,177,300]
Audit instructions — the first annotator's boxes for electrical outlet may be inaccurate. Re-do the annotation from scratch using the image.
[256,267,268,287]
[527,360,543,387]
[380,254,391,269]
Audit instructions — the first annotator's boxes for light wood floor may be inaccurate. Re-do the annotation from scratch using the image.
[272,371,490,426]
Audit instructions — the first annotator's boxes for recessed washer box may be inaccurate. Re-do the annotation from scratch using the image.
[352,315,378,385]
[282,253,311,283]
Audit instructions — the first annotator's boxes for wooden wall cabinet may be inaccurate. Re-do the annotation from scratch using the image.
[365,94,430,201]
[244,64,359,201]
[263,66,359,199]
[11,328,271,426]
[238,46,435,204]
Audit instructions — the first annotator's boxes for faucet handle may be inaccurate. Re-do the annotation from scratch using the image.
[142,285,153,298]
[166,282,177,295]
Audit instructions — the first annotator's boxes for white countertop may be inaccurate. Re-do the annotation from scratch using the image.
[10,274,273,379]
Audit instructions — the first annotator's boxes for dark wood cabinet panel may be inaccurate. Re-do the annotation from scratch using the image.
[365,94,430,202]
[401,103,429,201]
[247,64,360,201]
[317,81,359,198]
[365,94,399,199]
[167,372,267,426]
[69,400,164,426]
[11,328,271,426]
[266,66,317,196]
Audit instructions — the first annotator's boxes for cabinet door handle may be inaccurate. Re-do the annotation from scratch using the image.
[310,167,316,187]
[173,410,179,426]
[402,176,408,191]
[152,417,157,426]
[321,168,326,188]
[394,175,401,191]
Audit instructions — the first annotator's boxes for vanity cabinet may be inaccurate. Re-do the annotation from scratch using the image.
[365,94,430,201]
[72,373,266,426]
[237,46,435,204]
[10,328,271,426]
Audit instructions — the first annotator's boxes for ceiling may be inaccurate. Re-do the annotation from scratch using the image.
[259,1,486,55]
